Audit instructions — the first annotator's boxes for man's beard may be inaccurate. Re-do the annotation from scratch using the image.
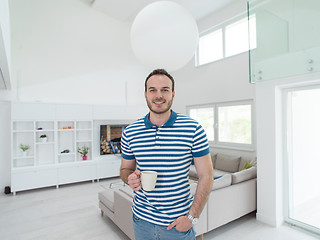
[147,98,173,114]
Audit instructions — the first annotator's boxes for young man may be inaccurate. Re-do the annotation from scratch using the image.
[120,69,213,240]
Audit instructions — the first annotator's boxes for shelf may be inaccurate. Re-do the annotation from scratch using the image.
[13,156,34,160]
[13,130,34,133]
[12,120,94,192]
[58,152,75,156]
[36,142,55,145]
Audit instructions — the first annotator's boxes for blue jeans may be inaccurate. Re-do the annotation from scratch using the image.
[133,214,196,240]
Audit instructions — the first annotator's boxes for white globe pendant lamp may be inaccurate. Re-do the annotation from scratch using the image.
[130,1,199,72]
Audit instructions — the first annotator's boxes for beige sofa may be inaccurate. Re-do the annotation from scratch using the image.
[98,153,257,239]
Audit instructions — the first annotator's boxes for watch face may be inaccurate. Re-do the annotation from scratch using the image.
[192,218,198,224]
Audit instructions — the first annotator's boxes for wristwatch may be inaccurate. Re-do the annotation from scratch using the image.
[187,213,198,225]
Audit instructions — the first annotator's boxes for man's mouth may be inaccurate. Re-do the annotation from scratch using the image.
[153,99,166,105]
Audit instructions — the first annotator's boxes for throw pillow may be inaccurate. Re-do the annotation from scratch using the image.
[242,161,253,170]
[215,153,241,173]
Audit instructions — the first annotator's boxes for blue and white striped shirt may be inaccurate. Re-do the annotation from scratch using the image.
[121,110,210,226]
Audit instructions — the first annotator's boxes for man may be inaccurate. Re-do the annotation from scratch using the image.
[120,69,213,240]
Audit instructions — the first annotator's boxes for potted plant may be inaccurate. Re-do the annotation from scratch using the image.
[77,146,89,160]
[19,144,30,157]
[40,134,47,143]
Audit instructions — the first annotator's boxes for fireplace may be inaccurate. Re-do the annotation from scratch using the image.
[100,125,127,155]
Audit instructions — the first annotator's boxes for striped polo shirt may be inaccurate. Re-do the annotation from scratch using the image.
[121,110,210,226]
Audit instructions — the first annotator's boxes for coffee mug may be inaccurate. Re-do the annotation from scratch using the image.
[141,171,157,191]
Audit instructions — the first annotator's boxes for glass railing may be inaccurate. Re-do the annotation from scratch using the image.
[248,0,320,83]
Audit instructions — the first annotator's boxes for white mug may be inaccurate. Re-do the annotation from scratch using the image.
[141,171,157,191]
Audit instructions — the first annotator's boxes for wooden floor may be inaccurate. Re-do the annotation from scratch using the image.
[0,178,319,240]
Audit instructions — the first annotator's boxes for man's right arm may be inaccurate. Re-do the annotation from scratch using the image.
[120,158,141,191]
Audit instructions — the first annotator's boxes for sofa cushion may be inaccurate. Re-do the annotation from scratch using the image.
[215,153,241,173]
[99,190,115,212]
[119,186,134,198]
[211,153,217,168]
[189,165,198,179]
[212,174,232,190]
[214,169,231,178]
[189,153,217,179]
[232,166,257,184]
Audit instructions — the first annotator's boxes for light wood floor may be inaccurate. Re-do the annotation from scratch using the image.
[0,178,319,240]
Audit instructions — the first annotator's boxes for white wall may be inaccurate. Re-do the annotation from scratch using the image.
[8,0,150,105]
[0,101,11,194]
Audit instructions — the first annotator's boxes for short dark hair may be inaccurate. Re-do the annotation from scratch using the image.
[145,69,175,92]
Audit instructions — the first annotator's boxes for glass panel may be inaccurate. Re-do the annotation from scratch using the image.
[218,105,252,144]
[287,87,320,232]
[248,0,320,83]
[198,29,223,65]
[189,108,214,141]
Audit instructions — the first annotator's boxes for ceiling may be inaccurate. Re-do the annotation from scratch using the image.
[91,0,237,22]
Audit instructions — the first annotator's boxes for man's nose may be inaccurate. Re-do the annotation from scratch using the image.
[155,90,163,98]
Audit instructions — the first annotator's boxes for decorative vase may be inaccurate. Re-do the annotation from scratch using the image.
[82,156,87,160]
[22,151,28,157]
[40,137,47,143]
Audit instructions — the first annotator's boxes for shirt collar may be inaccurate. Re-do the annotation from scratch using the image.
[144,110,177,128]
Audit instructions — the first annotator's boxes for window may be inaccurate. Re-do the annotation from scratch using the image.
[218,104,252,144]
[196,14,256,66]
[189,107,214,141]
[187,100,254,150]
[198,29,223,65]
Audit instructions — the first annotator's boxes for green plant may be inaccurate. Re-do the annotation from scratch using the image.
[40,134,47,138]
[20,144,30,152]
[77,146,89,157]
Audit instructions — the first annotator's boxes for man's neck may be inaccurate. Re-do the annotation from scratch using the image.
[149,110,171,127]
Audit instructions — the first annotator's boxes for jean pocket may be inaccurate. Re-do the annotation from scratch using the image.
[132,214,141,223]
[174,227,189,233]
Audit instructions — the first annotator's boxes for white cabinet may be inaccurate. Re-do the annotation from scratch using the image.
[97,154,121,179]
[58,162,96,184]
[12,167,58,192]
[11,120,97,194]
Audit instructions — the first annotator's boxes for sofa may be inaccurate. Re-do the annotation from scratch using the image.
[98,153,257,239]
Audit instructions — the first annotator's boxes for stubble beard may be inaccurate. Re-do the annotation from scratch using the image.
[147,98,173,115]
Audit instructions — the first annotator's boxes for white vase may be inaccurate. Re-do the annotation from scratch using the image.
[22,151,28,157]
[40,137,47,143]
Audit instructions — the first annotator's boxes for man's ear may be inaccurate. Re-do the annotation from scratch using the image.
[144,91,147,99]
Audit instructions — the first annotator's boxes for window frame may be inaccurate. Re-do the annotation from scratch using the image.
[195,13,256,67]
[187,100,255,151]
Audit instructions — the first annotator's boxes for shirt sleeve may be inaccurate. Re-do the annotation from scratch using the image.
[121,129,135,160]
[191,124,210,158]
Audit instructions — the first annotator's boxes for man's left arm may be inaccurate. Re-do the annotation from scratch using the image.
[167,153,213,231]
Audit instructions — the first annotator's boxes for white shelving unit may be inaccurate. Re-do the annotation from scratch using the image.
[12,121,35,168]
[11,120,94,194]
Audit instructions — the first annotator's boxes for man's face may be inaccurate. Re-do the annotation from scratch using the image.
[144,74,175,115]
